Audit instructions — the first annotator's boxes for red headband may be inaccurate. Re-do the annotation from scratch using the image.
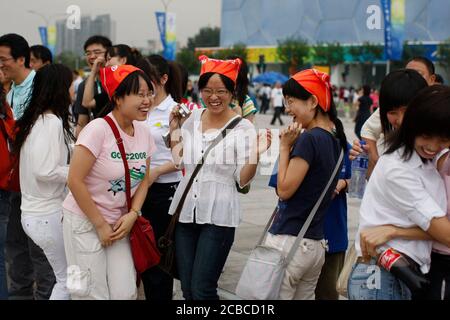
[198,55,242,83]
[292,69,331,112]
[100,65,142,99]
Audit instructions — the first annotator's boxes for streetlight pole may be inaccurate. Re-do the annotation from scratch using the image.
[160,0,173,12]
[27,9,49,28]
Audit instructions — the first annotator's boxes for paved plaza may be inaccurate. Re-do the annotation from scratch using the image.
[150,110,361,300]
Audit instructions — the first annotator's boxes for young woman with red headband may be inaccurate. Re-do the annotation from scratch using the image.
[63,65,156,300]
[168,55,272,300]
[266,69,347,300]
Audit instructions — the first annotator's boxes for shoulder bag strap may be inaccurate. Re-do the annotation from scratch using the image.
[163,116,243,238]
[256,148,344,263]
[104,115,131,212]
[285,148,344,263]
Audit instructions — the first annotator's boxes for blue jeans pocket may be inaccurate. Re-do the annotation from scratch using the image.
[348,263,378,300]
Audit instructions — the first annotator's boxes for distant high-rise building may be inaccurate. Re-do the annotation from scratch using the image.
[55,14,115,56]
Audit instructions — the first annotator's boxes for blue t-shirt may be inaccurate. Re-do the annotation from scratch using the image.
[322,143,351,253]
[268,127,341,240]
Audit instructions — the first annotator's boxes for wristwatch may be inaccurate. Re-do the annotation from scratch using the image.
[131,208,142,216]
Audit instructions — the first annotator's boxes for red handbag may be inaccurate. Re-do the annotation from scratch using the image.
[104,115,161,274]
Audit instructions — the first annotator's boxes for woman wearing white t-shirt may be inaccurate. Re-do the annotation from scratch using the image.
[348,85,450,300]
[13,64,74,300]
[140,54,184,300]
[63,65,156,300]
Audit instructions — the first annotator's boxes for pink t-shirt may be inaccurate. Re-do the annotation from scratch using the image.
[63,114,156,224]
[433,152,450,255]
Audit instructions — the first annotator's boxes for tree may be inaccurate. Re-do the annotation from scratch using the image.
[438,39,450,72]
[187,27,221,51]
[176,47,200,75]
[312,42,345,67]
[349,42,383,62]
[277,37,310,75]
[213,43,247,61]
[55,51,85,70]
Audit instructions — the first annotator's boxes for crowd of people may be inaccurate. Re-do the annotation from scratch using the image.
[0,31,449,301]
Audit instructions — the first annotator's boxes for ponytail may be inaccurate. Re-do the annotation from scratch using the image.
[327,99,348,152]
[147,54,183,103]
[167,61,183,103]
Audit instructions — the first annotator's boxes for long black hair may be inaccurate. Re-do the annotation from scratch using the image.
[147,54,183,103]
[282,78,348,152]
[13,64,74,154]
[107,44,142,66]
[385,85,450,161]
[379,69,428,136]
[226,55,248,106]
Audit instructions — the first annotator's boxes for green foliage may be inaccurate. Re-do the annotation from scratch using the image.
[348,42,383,62]
[277,37,310,74]
[54,51,85,70]
[312,42,345,66]
[213,43,247,61]
[187,27,221,51]
[402,42,427,61]
[176,47,200,75]
[438,39,450,68]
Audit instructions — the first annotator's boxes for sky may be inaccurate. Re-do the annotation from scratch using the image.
[0,0,222,48]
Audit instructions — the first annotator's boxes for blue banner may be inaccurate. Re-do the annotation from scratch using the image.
[38,26,48,47]
[381,0,393,60]
[382,0,405,60]
[165,12,176,61]
[155,11,166,50]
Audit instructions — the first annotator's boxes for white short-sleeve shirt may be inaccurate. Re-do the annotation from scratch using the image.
[146,94,182,183]
[355,147,447,273]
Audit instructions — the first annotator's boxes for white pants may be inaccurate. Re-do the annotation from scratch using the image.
[264,233,326,300]
[62,209,137,300]
[21,210,70,300]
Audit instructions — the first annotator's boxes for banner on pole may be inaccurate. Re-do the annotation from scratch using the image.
[47,25,57,57]
[38,26,48,47]
[165,12,176,61]
[155,11,166,50]
[382,0,405,61]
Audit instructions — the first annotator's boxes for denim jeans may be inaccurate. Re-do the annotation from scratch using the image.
[348,259,411,300]
[175,222,235,300]
[0,189,11,300]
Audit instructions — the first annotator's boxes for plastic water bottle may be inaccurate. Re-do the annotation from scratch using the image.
[349,141,369,199]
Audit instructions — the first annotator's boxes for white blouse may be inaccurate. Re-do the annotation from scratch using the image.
[20,114,70,215]
[355,147,447,273]
[168,108,256,227]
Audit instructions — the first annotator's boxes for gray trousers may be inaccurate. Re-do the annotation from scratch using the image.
[5,192,55,300]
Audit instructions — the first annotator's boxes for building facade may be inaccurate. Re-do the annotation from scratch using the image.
[55,14,115,56]
[221,0,450,47]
